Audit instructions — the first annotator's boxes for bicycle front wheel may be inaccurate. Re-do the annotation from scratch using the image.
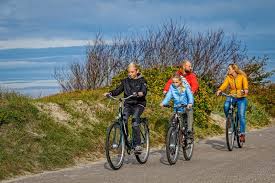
[135,120,150,164]
[226,116,234,151]
[166,126,180,165]
[105,122,125,170]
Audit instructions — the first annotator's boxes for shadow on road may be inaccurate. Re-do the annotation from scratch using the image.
[103,155,141,170]
[205,139,228,151]
[152,149,185,165]
[104,162,113,171]
[155,149,171,165]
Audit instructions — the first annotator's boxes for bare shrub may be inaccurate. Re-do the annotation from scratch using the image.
[55,20,251,91]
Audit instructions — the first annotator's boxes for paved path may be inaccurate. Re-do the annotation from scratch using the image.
[3,127,275,183]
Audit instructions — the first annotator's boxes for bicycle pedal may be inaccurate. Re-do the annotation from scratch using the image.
[134,151,142,155]
[169,144,176,149]
[111,144,118,148]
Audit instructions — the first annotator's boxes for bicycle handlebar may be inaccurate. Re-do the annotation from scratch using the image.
[106,93,137,101]
[218,89,245,98]
[220,92,235,97]
[163,104,188,108]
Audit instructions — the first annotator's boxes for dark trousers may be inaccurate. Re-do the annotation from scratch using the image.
[178,108,193,132]
[123,104,145,146]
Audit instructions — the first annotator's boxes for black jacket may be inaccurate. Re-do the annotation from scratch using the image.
[109,74,147,106]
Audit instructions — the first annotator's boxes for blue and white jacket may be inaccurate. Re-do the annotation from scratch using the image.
[162,83,194,112]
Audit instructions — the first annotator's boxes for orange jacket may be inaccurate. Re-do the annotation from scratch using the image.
[219,74,248,98]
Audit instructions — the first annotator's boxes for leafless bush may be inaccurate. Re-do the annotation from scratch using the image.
[55,20,248,91]
[187,30,246,82]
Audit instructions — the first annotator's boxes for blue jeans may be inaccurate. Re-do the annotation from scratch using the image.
[224,97,248,134]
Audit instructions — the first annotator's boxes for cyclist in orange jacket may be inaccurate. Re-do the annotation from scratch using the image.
[216,64,248,142]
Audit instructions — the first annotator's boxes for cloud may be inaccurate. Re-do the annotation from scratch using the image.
[0,79,60,98]
[0,60,57,69]
[0,0,274,50]
[0,38,89,49]
[0,79,59,89]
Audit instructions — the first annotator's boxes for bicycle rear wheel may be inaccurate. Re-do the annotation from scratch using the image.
[166,126,180,165]
[226,116,234,151]
[236,118,244,148]
[183,131,194,161]
[105,122,125,170]
[135,120,150,164]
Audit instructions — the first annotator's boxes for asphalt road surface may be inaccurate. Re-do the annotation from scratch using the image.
[3,127,275,183]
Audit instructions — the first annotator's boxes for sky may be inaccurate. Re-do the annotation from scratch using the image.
[0,0,274,97]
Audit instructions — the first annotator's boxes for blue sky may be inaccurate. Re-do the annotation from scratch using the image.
[0,0,274,97]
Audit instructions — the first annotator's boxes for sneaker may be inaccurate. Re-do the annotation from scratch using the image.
[134,145,142,153]
[186,131,194,144]
[240,134,245,143]
[187,130,194,139]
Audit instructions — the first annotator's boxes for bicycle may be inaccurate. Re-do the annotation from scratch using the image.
[220,92,243,151]
[164,104,194,165]
[105,94,150,170]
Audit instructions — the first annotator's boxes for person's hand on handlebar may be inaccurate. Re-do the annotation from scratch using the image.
[187,104,193,109]
[132,92,144,97]
[216,90,221,96]
[137,92,144,97]
[242,89,248,95]
[103,92,111,97]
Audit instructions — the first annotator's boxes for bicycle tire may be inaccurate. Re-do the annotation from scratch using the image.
[166,126,180,165]
[226,115,234,151]
[183,131,194,161]
[135,121,150,164]
[105,122,125,170]
[236,118,244,148]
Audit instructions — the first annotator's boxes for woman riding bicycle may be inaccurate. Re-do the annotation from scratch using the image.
[160,74,194,138]
[216,64,248,142]
[104,62,147,153]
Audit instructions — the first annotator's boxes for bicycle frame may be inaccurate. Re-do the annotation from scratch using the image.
[105,94,150,169]
[108,94,137,152]
[165,104,194,164]
[165,104,188,141]
[220,92,243,150]
[221,93,238,130]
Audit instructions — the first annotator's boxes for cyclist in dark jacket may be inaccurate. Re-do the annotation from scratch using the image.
[104,62,147,152]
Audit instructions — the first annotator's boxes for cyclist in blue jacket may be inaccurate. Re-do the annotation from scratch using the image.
[160,73,194,138]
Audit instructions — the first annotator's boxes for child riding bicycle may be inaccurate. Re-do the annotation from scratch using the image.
[160,73,194,138]
[104,62,147,153]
